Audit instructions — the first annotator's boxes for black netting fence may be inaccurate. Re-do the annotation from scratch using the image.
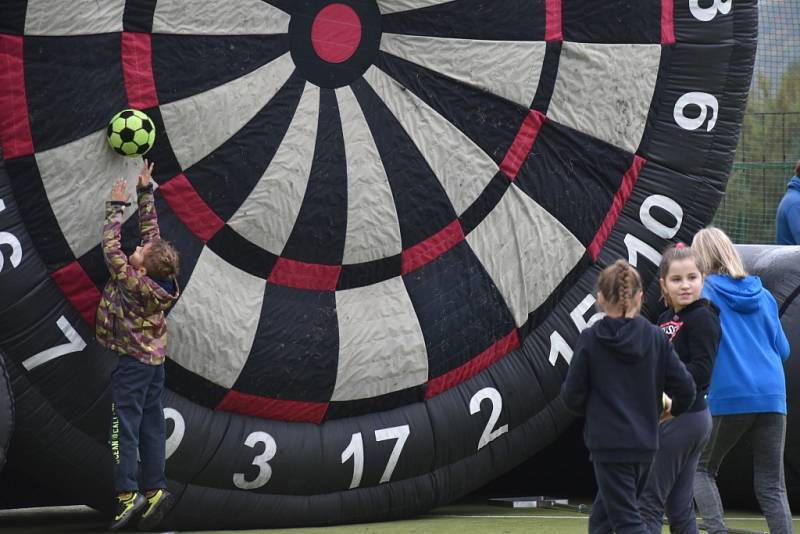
[712,0,800,243]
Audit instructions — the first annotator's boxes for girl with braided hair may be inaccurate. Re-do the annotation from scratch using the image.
[562,259,696,534]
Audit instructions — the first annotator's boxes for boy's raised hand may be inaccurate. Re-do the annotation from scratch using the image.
[138,159,154,188]
[110,178,130,203]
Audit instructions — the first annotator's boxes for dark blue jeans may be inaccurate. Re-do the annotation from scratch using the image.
[110,354,166,493]
[590,461,652,534]
[639,408,712,534]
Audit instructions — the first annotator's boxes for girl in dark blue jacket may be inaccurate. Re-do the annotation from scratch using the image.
[562,259,695,534]
[692,227,793,534]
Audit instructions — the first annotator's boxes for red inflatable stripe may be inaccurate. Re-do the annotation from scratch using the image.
[217,390,328,423]
[0,35,34,159]
[425,330,520,399]
[401,220,465,275]
[268,257,342,292]
[588,155,646,260]
[545,0,563,42]
[500,109,545,181]
[661,0,676,45]
[51,261,102,326]
[121,32,158,109]
[159,174,224,242]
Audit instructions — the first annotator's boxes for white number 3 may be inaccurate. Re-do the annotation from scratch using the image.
[233,431,277,490]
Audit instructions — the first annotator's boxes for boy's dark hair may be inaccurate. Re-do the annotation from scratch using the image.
[795,159,800,177]
[595,259,642,315]
[143,239,180,280]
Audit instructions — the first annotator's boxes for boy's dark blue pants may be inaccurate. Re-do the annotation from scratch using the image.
[589,461,651,534]
[110,354,166,493]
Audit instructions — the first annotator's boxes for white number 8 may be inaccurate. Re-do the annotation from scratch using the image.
[689,0,732,22]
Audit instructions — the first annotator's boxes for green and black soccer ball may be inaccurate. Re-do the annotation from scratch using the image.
[107,109,156,157]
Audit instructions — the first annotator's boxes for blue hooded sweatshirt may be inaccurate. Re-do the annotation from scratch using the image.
[702,274,791,415]
[776,176,800,245]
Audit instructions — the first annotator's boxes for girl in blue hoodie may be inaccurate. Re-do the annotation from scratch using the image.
[692,227,793,534]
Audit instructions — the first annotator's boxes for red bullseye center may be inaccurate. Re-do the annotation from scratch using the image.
[311,4,362,64]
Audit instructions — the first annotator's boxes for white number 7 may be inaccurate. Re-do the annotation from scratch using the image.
[374,425,410,483]
[22,316,86,371]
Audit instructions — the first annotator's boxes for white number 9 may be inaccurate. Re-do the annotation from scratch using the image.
[674,92,719,132]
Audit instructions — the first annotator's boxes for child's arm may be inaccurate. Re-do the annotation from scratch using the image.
[766,292,791,361]
[663,340,696,416]
[103,179,132,278]
[684,307,721,389]
[560,333,590,416]
[137,159,160,244]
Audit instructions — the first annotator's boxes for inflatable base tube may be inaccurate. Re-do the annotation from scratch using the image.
[0,352,13,472]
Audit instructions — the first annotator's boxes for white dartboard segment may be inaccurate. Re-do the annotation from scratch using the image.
[24,0,125,35]
[380,34,545,108]
[34,129,142,258]
[335,86,403,265]
[362,66,498,216]
[228,83,320,256]
[547,42,662,154]
[152,0,290,35]
[160,52,295,172]
[466,183,585,327]
[168,247,265,388]
[332,277,428,401]
[376,0,454,15]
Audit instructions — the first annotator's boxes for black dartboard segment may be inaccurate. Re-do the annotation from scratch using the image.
[0,0,757,528]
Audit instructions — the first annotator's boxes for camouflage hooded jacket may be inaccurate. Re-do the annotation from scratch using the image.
[95,185,178,365]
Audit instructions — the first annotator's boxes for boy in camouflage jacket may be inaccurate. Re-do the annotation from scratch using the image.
[98,160,180,531]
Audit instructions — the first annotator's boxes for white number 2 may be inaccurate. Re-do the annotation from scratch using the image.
[690,0,732,22]
[233,431,277,490]
[469,387,508,449]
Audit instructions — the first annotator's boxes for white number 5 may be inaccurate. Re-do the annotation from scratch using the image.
[690,0,732,22]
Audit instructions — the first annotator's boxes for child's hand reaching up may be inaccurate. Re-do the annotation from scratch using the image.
[138,159,154,188]
[110,179,130,203]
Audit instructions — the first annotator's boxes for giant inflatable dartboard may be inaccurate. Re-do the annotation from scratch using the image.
[0,0,756,529]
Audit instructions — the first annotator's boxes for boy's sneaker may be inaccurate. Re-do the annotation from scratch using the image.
[137,488,175,531]
[110,492,146,531]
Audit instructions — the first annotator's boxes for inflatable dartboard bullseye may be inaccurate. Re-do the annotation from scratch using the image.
[0,0,756,528]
